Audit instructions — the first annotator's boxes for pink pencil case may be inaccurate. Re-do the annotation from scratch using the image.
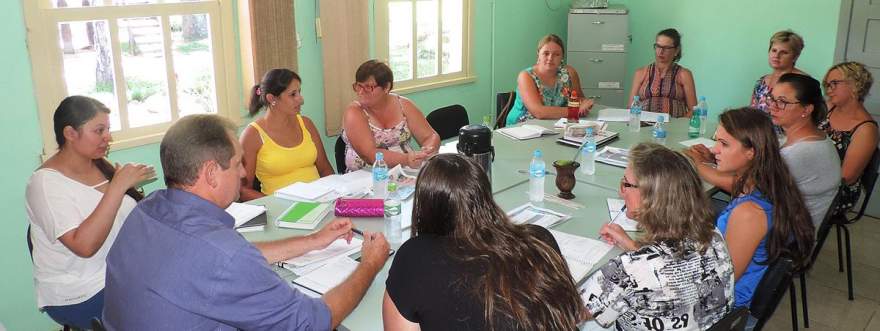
[334,198,384,217]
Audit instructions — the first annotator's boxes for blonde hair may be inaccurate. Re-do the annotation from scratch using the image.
[537,34,565,56]
[825,61,874,102]
[769,30,804,57]
[628,143,716,252]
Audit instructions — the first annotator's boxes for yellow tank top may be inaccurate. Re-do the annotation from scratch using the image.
[250,115,320,194]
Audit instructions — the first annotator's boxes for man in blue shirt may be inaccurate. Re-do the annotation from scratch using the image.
[103,114,390,330]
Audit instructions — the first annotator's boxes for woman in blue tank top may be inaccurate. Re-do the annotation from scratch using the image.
[686,108,815,316]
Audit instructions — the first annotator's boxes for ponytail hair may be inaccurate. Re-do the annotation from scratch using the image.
[248,68,301,117]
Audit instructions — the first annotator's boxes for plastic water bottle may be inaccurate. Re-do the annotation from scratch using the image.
[653,115,667,145]
[372,152,388,198]
[384,182,402,245]
[581,127,596,175]
[629,96,642,133]
[528,149,546,203]
[697,96,709,136]
[688,110,701,138]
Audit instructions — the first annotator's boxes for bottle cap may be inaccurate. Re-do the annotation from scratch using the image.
[534,149,542,158]
[699,96,706,101]
[387,181,398,192]
[633,95,640,101]
[586,127,594,135]
[375,152,384,160]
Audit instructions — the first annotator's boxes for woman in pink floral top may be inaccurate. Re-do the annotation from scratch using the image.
[750,30,807,113]
[342,60,440,172]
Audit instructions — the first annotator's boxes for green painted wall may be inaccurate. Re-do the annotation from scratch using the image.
[608,0,841,124]
[0,0,842,329]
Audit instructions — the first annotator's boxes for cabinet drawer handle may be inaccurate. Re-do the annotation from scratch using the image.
[591,21,604,24]
[588,95,601,99]
[589,58,604,63]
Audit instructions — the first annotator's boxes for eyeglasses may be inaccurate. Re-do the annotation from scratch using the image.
[620,176,639,191]
[823,79,847,90]
[767,96,801,111]
[352,82,380,93]
[653,43,677,52]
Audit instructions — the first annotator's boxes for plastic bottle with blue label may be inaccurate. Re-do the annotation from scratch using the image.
[629,96,642,133]
[653,115,667,145]
[697,96,709,136]
[581,127,596,175]
[528,150,545,203]
[372,152,388,198]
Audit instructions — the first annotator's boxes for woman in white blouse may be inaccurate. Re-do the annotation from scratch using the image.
[25,96,154,329]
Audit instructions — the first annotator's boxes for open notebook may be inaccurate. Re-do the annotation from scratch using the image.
[496,124,557,140]
[548,229,613,283]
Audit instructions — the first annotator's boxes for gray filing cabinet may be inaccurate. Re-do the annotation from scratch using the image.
[567,5,628,108]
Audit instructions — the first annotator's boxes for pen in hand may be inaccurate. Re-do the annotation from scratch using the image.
[351,228,364,236]
[609,205,626,225]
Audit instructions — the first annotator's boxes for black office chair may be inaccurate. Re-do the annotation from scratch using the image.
[495,91,515,129]
[749,257,795,331]
[790,188,843,328]
[426,104,469,140]
[830,147,879,300]
[335,136,347,174]
[707,307,748,331]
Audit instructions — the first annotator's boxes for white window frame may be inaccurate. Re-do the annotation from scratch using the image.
[22,0,240,156]
[375,0,474,94]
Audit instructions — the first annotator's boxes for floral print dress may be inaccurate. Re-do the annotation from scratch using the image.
[342,95,415,172]
[818,109,878,215]
[505,66,572,126]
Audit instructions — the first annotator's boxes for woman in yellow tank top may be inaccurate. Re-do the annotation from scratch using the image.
[239,69,334,201]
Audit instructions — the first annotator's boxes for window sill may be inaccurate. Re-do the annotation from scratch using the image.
[393,75,477,95]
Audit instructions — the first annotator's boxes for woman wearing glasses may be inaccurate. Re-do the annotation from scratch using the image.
[750,30,806,114]
[342,60,440,172]
[684,108,814,319]
[504,34,594,126]
[627,28,697,118]
[820,62,878,216]
[580,143,734,330]
[383,154,583,330]
[687,74,840,229]
[240,68,335,200]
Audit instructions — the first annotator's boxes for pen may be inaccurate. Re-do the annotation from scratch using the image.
[351,228,364,236]
[609,205,627,225]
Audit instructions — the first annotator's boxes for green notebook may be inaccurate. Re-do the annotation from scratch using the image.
[276,202,330,230]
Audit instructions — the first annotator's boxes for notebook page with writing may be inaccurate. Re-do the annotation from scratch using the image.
[548,229,613,282]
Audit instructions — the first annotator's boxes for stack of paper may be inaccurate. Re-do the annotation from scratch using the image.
[497,124,557,140]
[274,170,373,202]
[548,229,613,282]
[226,202,267,233]
[597,108,670,123]
[438,140,459,154]
[606,199,639,231]
[679,137,716,148]
[280,237,363,293]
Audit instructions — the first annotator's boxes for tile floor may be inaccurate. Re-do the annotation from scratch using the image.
[764,215,880,331]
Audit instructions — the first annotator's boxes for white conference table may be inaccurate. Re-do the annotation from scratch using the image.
[242,108,717,330]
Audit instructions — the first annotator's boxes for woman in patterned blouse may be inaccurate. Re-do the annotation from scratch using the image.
[819,62,878,214]
[505,34,594,126]
[749,30,807,114]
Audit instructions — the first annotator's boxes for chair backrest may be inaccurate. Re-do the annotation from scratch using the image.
[495,91,515,129]
[854,147,880,220]
[811,187,844,264]
[335,135,347,174]
[91,317,107,331]
[749,257,795,330]
[426,104,469,140]
[707,306,749,331]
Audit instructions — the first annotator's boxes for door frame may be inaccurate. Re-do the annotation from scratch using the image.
[834,0,853,63]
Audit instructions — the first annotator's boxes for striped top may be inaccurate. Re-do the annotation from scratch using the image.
[637,62,689,118]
